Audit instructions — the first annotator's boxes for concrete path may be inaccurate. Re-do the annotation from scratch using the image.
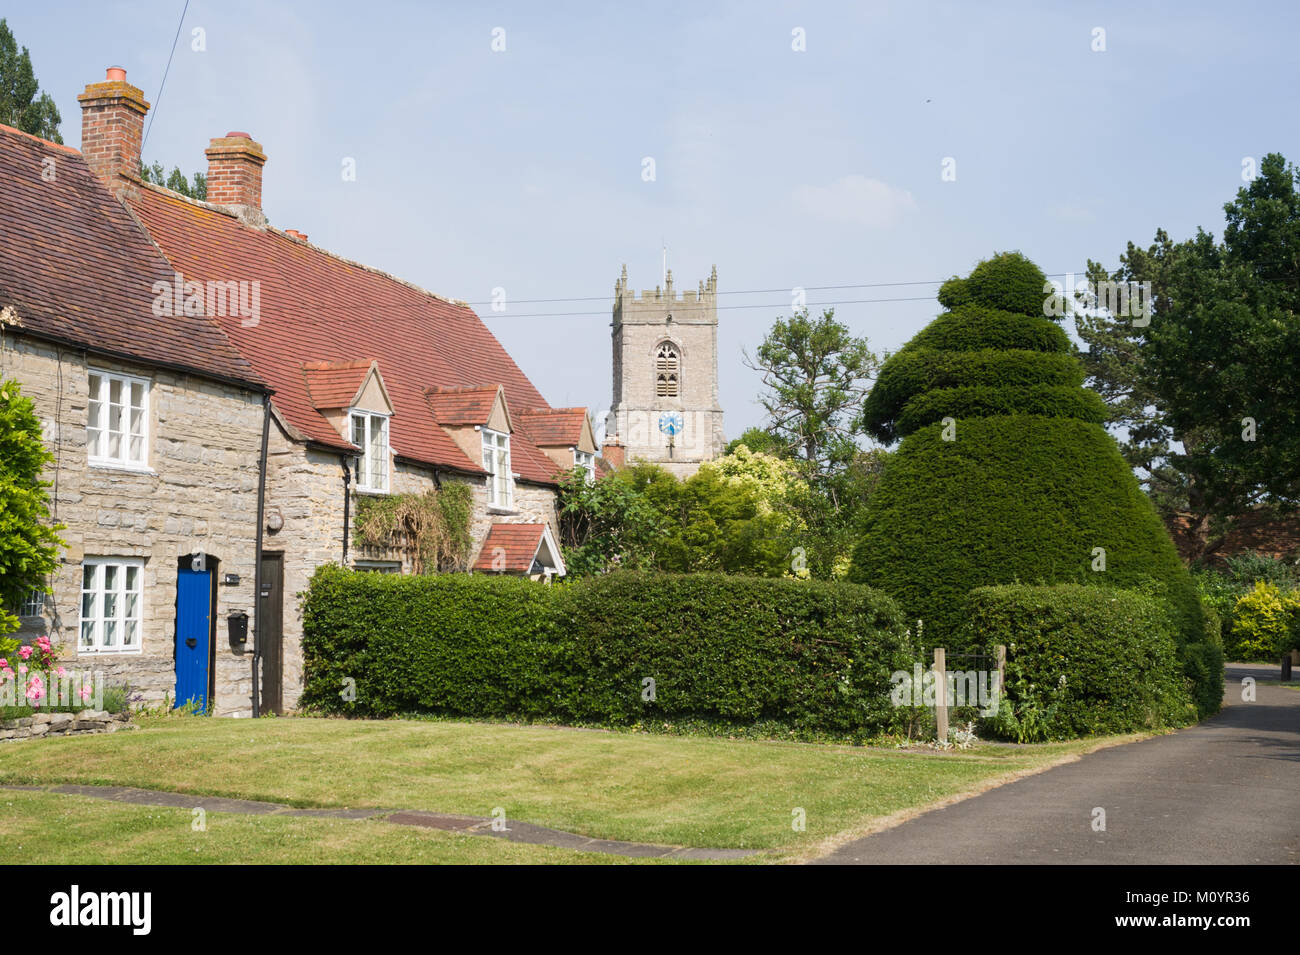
[4,783,753,861]
[814,665,1300,864]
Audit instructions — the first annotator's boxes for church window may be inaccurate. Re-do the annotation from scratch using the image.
[655,343,679,397]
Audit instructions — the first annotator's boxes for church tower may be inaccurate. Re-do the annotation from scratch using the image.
[605,264,725,479]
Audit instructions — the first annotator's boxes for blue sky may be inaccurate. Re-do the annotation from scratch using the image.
[10,1,1298,438]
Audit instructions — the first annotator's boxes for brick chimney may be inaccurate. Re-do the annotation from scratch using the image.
[600,438,625,470]
[205,131,267,219]
[78,66,150,184]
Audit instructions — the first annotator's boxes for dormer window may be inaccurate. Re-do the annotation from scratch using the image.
[482,428,513,508]
[655,342,679,397]
[350,411,389,493]
[574,449,595,483]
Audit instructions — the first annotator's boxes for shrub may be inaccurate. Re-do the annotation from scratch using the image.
[1230,582,1300,661]
[937,251,1051,316]
[555,572,913,733]
[300,569,559,718]
[301,565,914,737]
[0,380,63,635]
[851,253,1220,717]
[968,584,1195,741]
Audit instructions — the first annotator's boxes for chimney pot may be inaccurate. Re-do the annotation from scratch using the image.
[106,66,126,82]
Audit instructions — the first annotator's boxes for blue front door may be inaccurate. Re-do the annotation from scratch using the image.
[175,566,212,711]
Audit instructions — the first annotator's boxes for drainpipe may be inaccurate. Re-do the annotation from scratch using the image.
[251,394,271,719]
[341,456,352,565]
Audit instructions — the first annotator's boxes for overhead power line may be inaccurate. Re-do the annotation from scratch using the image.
[465,272,1088,309]
[481,295,940,320]
[142,0,191,151]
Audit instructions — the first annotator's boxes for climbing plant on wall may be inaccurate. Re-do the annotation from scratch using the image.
[352,484,473,574]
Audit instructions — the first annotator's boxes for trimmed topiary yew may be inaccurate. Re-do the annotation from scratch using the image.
[851,252,1222,717]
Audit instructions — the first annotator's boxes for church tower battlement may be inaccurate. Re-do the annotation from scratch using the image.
[606,264,725,478]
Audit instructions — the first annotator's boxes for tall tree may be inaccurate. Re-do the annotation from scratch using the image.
[0,19,62,143]
[1075,244,1187,515]
[140,160,208,201]
[744,308,878,479]
[1090,153,1300,557]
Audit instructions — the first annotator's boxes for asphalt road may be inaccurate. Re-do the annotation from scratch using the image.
[814,665,1300,864]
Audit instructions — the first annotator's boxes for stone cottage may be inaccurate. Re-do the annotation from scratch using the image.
[1,66,599,717]
[0,117,268,718]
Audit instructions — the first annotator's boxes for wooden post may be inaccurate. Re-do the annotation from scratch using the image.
[995,644,1007,698]
[934,647,948,741]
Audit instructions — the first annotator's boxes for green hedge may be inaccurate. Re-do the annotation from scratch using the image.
[852,251,1222,719]
[864,348,1083,436]
[907,308,1070,354]
[937,251,1050,316]
[895,384,1108,436]
[301,566,914,736]
[967,584,1196,740]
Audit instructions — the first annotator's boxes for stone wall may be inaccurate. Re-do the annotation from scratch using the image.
[0,710,134,742]
[3,334,265,717]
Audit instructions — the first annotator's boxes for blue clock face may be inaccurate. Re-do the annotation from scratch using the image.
[658,412,683,437]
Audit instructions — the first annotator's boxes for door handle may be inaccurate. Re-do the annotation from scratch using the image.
[186,637,197,649]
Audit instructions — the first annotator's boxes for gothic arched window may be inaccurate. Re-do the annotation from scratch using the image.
[655,342,679,398]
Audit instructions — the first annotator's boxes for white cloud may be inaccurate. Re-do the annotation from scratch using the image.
[792,174,916,227]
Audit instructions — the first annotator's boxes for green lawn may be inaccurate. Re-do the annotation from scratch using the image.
[0,789,637,864]
[0,715,1134,861]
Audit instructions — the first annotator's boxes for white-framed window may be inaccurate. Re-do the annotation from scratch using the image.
[87,370,149,469]
[482,428,513,508]
[19,589,43,617]
[575,449,595,483]
[354,560,401,574]
[79,558,143,653]
[350,411,390,493]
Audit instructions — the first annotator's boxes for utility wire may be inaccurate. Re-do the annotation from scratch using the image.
[485,295,945,320]
[464,272,1087,307]
[142,0,191,151]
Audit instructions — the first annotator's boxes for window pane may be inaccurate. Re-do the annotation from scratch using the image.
[130,381,144,410]
[81,621,95,648]
[103,619,117,647]
[123,620,138,647]
[369,417,385,489]
[103,565,117,622]
[83,564,96,590]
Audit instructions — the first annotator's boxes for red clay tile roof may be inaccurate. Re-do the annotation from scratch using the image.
[123,182,565,482]
[302,360,377,410]
[517,408,588,447]
[472,523,547,573]
[0,124,263,391]
[425,386,501,426]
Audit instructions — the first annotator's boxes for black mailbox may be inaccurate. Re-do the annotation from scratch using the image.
[227,611,249,647]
